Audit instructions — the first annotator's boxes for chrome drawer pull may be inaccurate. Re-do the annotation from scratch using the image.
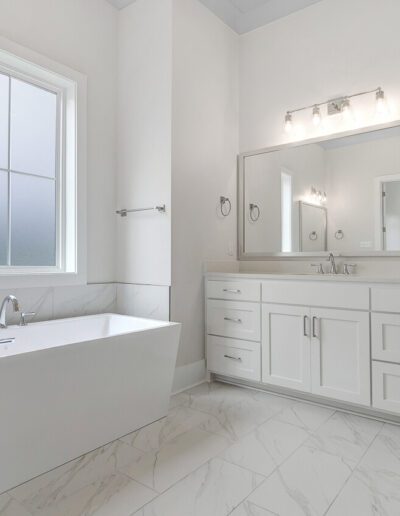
[224,317,242,323]
[0,338,15,345]
[223,289,241,294]
[224,354,242,362]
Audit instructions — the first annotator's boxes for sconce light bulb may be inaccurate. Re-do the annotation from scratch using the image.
[312,105,321,127]
[284,112,293,133]
[342,98,352,120]
[376,88,387,116]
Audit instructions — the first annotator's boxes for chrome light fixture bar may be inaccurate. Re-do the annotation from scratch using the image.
[284,86,385,133]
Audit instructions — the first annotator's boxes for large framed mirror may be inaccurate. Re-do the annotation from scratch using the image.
[238,122,400,258]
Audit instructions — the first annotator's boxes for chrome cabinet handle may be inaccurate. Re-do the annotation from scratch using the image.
[0,338,15,345]
[312,316,318,338]
[223,289,241,294]
[224,317,242,323]
[303,315,309,337]
[224,355,242,362]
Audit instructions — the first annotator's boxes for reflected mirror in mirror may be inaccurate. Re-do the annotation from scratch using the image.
[240,124,400,256]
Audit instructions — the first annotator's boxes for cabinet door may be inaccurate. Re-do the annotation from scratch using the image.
[262,304,311,392]
[371,312,400,363]
[311,308,370,406]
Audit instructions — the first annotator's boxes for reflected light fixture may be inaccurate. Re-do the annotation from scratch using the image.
[376,87,387,116]
[284,87,386,133]
[312,105,321,126]
[284,112,293,133]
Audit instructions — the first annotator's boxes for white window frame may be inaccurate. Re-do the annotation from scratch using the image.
[0,37,87,288]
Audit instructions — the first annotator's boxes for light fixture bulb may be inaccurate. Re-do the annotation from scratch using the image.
[376,88,387,116]
[312,105,321,127]
[284,112,293,133]
[342,98,352,120]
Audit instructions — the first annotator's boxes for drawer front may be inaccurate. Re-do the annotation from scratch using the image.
[372,361,400,414]
[372,312,400,363]
[262,281,369,310]
[207,336,260,381]
[206,300,260,341]
[371,287,400,313]
[207,280,260,302]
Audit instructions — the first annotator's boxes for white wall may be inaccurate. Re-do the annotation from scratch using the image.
[0,0,118,283]
[116,0,172,287]
[171,0,239,367]
[239,0,400,152]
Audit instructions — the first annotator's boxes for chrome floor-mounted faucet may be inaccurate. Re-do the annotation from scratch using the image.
[0,295,20,329]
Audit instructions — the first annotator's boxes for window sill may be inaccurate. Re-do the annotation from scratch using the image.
[0,271,87,289]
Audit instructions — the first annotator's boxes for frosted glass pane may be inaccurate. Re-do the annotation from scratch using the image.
[0,171,8,265]
[10,78,57,177]
[0,74,9,170]
[10,173,56,266]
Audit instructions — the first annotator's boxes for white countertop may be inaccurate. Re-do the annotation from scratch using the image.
[205,271,400,284]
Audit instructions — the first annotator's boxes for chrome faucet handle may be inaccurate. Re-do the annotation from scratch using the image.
[343,264,357,275]
[310,263,324,274]
[19,312,36,326]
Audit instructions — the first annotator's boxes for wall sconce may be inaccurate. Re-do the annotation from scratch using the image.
[284,87,387,132]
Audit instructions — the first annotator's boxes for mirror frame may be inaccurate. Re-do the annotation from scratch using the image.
[238,120,400,260]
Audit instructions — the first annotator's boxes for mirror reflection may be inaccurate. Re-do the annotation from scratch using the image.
[242,125,400,255]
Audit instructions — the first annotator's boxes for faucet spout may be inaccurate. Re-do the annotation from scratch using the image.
[0,295,20,329]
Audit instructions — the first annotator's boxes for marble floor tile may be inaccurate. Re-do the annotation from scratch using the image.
[185,383,294,441]
[121,427,230,493]
[325,467,400,516]
[307,411,383,469]
[230,500,277,516]
[10,440,145,513]
[33,473,156,516]
[248,442,354,516]
[220,417,310,477]
[168,391,190,410]
[133,458,264,516]
[0,494,32,516]
[274,400,334,432]
[326,422,400,515]
[120,406,214,452]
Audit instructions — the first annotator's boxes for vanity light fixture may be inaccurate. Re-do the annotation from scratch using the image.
[284,112,293,133]
[284,87,386,132]
[312,105,321,126]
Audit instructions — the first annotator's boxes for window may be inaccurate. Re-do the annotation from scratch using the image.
[1,74,58,267]
[0,43,86,286]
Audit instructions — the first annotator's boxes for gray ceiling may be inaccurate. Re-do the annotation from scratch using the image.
[106,0,325,34]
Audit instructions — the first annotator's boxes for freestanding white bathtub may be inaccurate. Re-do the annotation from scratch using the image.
[0,313,181,494]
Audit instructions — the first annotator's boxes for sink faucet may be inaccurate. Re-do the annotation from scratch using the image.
[327,253,338,274]
[0,295,20,329]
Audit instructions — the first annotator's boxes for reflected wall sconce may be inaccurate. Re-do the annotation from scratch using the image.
[284,87,387,133]
[219,196,232,217]
[310,187,326,205]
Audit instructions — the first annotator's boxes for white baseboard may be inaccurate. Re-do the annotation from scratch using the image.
[172,359,207,394]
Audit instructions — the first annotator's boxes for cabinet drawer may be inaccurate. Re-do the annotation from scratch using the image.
[207,280,260,302]
[262,281,369,310]
[206,300,260,341]
[371,287,400,313]
[372,361,400,414]
[207,336,260,381]
[372,313,400,363]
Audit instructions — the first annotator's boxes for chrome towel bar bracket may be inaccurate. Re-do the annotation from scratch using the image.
[116,205,166,217]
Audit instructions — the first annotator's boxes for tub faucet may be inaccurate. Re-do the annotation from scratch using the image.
[0,295,20,329]
[327,253,338,274]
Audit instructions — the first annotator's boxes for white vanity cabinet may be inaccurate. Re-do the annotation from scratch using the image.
[262,304,311,392]
[206,274,400,418]
[310,308,370,405]
[262,304,370,405]
[371,287,400,413]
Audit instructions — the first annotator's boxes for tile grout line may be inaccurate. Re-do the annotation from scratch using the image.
[322,421,384,515]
